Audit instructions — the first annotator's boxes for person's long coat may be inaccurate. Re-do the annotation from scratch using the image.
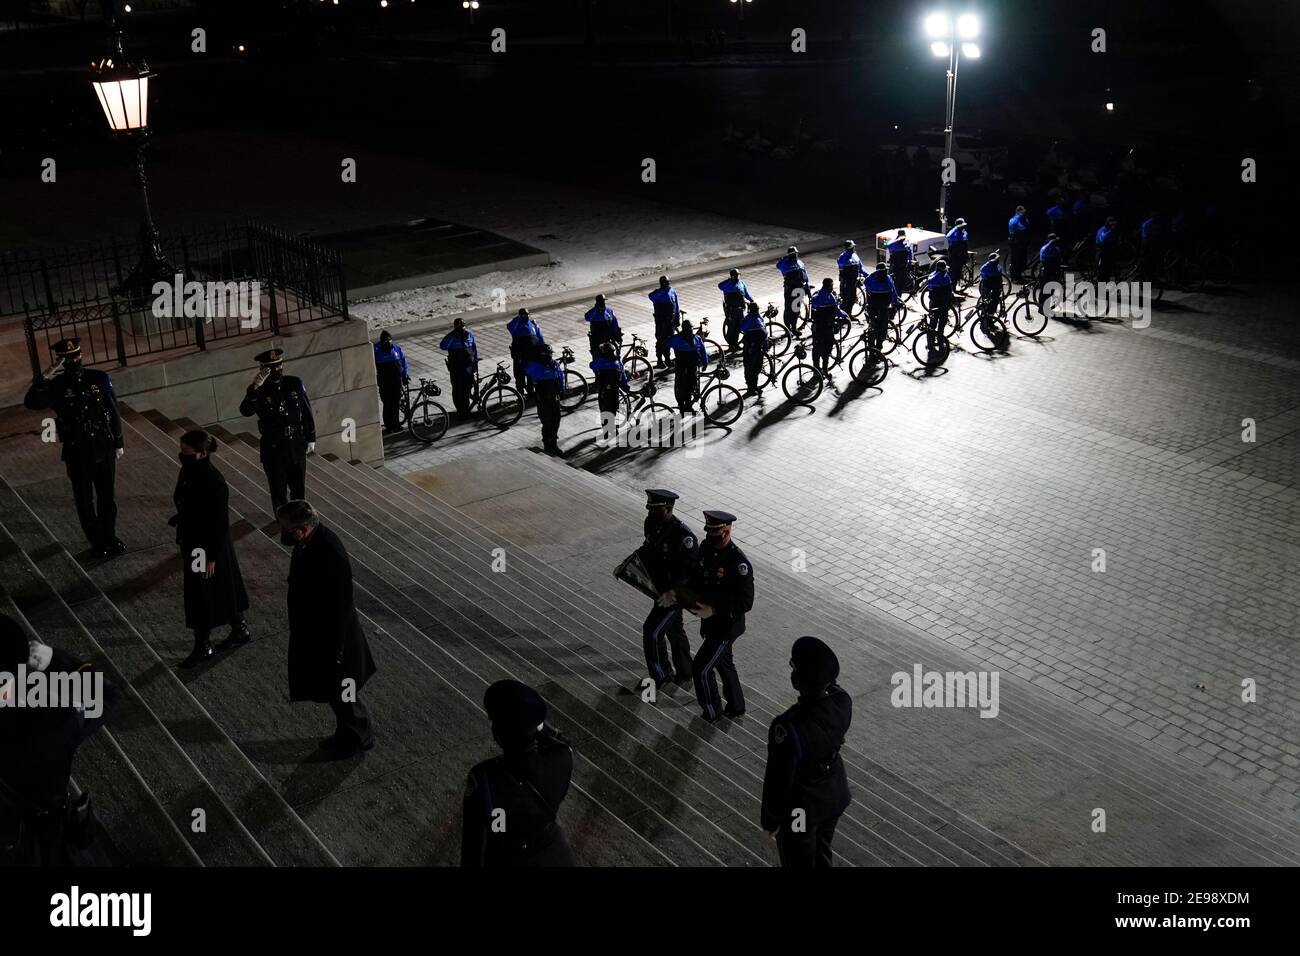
[172,459,249,631]
[286,524,376,703]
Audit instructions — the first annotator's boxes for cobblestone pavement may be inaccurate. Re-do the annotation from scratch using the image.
[382,247,1300,810]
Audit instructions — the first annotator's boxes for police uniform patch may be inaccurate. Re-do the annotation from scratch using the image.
[738,563,749,576]
[773,723,787,745]
[683,536,695,549]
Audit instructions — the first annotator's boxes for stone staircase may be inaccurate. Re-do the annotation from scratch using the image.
[1,400,1296,866]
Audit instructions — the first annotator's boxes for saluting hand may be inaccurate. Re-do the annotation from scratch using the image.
[115,448,124,460]
[657,589,676,608]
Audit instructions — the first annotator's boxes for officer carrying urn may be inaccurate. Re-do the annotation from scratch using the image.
[687,510,753,723]
[238,348,316,513]
[23,338,126,558]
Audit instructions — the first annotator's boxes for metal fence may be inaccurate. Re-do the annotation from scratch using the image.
[2,220,350,375]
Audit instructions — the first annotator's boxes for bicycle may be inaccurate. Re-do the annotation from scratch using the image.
[693,361,745,427]
[618,333,655,394]
[762,302,792,358]
[556,346,590,413]
[618,376,678,436]
[1006,280,1053,337]
[838,326,890,389]
[902,300,956,369]
[959,292,1012,353]
[466,360,525,428]
[401,376,449,444]
[692,315,728,368]
[757,335,823,402]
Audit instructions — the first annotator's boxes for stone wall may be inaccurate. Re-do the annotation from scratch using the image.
[109,319,382,464]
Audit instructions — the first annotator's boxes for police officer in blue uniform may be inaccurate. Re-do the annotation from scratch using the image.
[1007,205,1030,280]
[1138,214,1164,275]
[439,318,479,419]
[809,278,845,375]
[836,241,867,316]
[374,330,409,433]
[864,261,898,351]
[667,320,708,414]
[761,636,852,867]
[1095,216,1120,281]
[23,338,125,558]
[637,489,697,688]
[776,246,810,332]
[525,344,566,457]
[461,679,576,868]
[885,230,913,294]
[590,342,630,421]
[1046,199,1068,242]
[648,276,682,368]
[738,301,768,396]
[506,308,546,403]
[717,268,754,354]
[687,511,753,723]
[925,260,955,351]
[238,348,316,513]
[585,294,623,360]
[1039,233,1064,287]
[945,218,970,292]
[978,252,1004,303]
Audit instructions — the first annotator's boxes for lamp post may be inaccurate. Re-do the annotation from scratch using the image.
[729,0,752,41]
[925,11,980,235]
[462,0,479,26]
[91,2,173,299]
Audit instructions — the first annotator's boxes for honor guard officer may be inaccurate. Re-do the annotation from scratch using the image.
[239,349,316,514]
[666,320,709,414]
[688,511,753,723]
[590,342,630,421]
[638,490,698,688]
[885,230,914,293]
[1007,205,1030,280]
[864,261,899,351]
[648,277,682,368]
[438,318,479,419]
[776,246,810,332]
[584,294,623,360]
[461,679,576,867]
[717,268,754,354]
[23,338,126,558]
[525,344,566,457]
[809,279,845,375]
[374,330,409,434]
[836,241,867,315]
[507,308,546,402]
[738,301,768,396]
[761,636,852,867]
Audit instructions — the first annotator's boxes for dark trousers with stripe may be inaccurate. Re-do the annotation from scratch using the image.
[692,624,744,719]
[642,604,692,683]
[776,814,841,867]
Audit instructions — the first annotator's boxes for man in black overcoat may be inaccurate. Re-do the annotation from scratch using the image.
[277,500,376,758]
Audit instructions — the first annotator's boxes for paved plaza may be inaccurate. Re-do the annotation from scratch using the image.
[380,246,1300,813]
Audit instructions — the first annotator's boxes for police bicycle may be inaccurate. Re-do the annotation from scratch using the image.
[691,360,744,427]
[618,333,655,394]
[757,335,824,402]
[761,302,793,359]
[467,360,525,428]
[957,291,1012,353]
[690,314,728,367]
[556,346,590,413]
[401,376,450,444]
[901,299,957,369]
[1005,281,1053,337]
[835,325,891,389]
[615,376,678,436]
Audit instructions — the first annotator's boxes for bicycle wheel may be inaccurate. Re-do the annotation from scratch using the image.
[765,321,791,358]
[634,402,679,444]
[911,328,951,368]
[559,369,587,413]
[482,384,524,429]
[624,355,654,394]
[834,316,853,343]
[969,313,1003,353]
[701,382,744,426]
[848,346,889,387]
[703,337,727,367]
[755,354,776,389]
[919,286,931,314]
[851,290,867,318]
[407,399,449,443]
[1011,299,1048,337]
[781,363,824,402]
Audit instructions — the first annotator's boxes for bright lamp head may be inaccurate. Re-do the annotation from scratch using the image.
[924,13,951,38]
[957,14,980,39]
[930,41,951,57]
[961,42,980,58]
[90,57,153,132]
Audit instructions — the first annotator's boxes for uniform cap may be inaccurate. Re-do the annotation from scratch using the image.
[953,218,966,227]
[791,636,839,689]
[378,330,392,342]
[896,229,906,237]
[702,510,737,528]
[595,294,606,303]
[483,679,547,737]
[645,489,679,507]
[843,239,855,248]
[729,268,739,279]
[254,348,285,367]
[787,245,799,255]
[658,275,669,286]
[987,252,999,261]
[874,260,887,270]
[52,337,82,358]
[517,307,529,317]
[1046,233,1059,241]
[1015,205,1026,214]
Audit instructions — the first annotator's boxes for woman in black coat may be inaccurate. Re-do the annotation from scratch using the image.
[171,430,251,668]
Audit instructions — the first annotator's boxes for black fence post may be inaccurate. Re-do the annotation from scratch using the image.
[23,316,40,378]
[266,271,280,335]
[336,253,350,321]
[111,299,128,367]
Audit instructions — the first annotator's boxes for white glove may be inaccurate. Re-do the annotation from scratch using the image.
[115,448,124,460]
[656,589,676,608]
[695,603,715,620]
[253,368,270,388]
[307,442,316,454]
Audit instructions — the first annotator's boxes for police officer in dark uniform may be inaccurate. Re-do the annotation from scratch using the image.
[525,344,566,457]
[637,490,697,688]
[23,338,125,558]
[836,240,867,315]
[238,349,316,514]
[374,330,409,434]
[589,342,630,422]
[461,679,576,867]
[717,269,754,354]
[666,320,709,414]
[584,294,623,361]
[687,511,753,722]
[808,278,845,375]
[761,636,852,867]
[0,614,119,866]
[439,318,479,419]
[738,301,769,397]
[648,277,682,368]
[776,246,811,333]
[506,308,546,403]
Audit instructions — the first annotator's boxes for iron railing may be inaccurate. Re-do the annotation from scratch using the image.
[2,220,350,375]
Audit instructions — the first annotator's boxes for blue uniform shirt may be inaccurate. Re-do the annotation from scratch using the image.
[1046,203,1066,225]
[1140,217,1162,240]
[648,287,682,323]
[776,255,810,286]
[979,260,1003,280]
[584,307,623,341]
[374,342,409,377]
[590,355,630,388]
[717,277,755,302]
[738,313,767,340]
[1008,213,1029,236]
[525,358,564,382]
[1039,240,1062,262]
[945,225,968,245]
[439,329,479,365]
[666,333,708,368]
[1072,197,1089,218]
[864,270,898,301]
[1096,224,1117,246]
[507,315,545,344]
[809,288,845,320]
[836,251,866,276]
[926,270,953,290]
[886,238,912,263]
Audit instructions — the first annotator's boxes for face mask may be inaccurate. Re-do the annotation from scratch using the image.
[269,368,283,380]
[64,360,81,374]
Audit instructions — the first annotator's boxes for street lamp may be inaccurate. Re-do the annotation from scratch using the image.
[729,0,752,41]
[925,10,980,234]
[91,3,174,300]
[462,0,480,25]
